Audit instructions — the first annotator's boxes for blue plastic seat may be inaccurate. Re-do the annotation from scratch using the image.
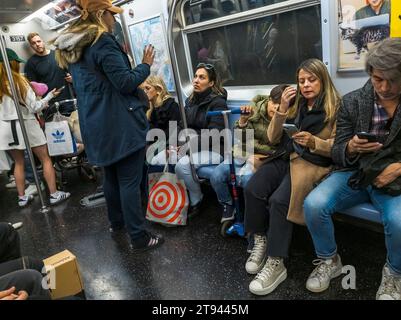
[148,102,382,225]
[340,203,381,224]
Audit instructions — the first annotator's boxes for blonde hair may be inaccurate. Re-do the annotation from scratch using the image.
[145,75,172,107]
[54,10,108,69]
[144,75,172,119]
[289,59,341,123]
[27,32,40,44]
[0,60,30,103]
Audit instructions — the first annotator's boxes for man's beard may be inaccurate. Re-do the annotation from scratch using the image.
[35,47,45,54]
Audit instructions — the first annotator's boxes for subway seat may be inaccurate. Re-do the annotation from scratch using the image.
[339,203,381,224]
[221,102,381,224]
[151,103,381,224]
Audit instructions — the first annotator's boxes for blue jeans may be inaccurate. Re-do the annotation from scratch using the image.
[175,151,223,206]
[210,160,253,205]
[304,170,401,275]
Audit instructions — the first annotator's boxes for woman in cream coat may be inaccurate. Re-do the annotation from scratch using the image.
[243,59,341,296]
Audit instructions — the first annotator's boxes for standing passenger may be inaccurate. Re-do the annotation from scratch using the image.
[53,0,163,252]
[25,32,74,118]
[0,49,70,207]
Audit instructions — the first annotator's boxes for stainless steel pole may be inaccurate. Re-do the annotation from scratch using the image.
[167,0,201,183]
[0,35,49,213]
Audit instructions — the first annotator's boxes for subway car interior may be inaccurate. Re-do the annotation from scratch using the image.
[0,0,400,301]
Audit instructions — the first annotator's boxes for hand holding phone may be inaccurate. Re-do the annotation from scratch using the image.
[283,123,299,137]
[347,133,383,155]
[356,132,379,142]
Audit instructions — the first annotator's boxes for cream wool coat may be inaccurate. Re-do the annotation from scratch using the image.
[267,110,336,225]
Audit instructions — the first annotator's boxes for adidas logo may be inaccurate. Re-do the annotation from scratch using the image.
[52,130,66,143]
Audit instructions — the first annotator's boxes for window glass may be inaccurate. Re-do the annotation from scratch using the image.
[186,5,322,86]
[184,0,289,25]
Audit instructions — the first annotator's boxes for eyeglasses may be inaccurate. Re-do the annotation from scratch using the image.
[196,63,215,71]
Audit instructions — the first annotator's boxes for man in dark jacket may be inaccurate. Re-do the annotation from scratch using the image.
[303,38,401,300]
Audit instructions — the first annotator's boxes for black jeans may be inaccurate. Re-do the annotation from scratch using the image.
[0,257,44,278]
[244,158,293,258]
[0,270,51,300]
[103,148,146,241]
[0,223,21,263]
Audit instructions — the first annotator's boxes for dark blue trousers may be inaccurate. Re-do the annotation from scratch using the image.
[103,148,146,241]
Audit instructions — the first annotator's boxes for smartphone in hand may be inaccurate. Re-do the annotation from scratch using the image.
[283,123,299,137]
[356,132,379,143]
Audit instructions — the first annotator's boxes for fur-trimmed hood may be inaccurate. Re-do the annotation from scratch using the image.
[53,28,99,68]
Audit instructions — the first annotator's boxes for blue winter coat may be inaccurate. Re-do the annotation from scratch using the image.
[68,33,150,166]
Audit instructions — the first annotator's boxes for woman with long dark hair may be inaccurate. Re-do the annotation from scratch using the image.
[175,63,228,217]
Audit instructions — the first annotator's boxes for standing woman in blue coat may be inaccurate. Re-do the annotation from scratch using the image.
[53,0,163,252]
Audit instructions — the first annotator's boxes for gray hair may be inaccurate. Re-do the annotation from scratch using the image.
[366,38,401,82]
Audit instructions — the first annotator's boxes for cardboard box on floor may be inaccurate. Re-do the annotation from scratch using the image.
[43,250,84,299]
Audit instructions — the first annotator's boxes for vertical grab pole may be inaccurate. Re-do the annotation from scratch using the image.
[0,35,49,213]
[167,0,201,183]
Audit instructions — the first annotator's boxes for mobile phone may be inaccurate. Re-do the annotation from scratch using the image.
[283,123,299,137]
[356,132,378,142]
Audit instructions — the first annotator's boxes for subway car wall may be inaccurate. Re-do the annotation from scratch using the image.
[0,0,369,97]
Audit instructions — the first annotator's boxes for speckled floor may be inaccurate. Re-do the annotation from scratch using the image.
[0,169,386,300]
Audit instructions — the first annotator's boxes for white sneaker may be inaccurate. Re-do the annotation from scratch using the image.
[306,255,343,293]
[50,191,71,205]
[6,176,16,188]
[18,195,34,207]
[245,234,267,274]
[6,178,29,189]
[376,265,401,300]
[25,183,45,196]
[11,222,23,230]
[249,257,287,295]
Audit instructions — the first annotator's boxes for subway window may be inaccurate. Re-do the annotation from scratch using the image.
[186,5,322,86]
[184,0,289,25]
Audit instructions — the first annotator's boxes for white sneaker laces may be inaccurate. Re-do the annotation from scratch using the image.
[311,259,334,283]
[255,258,281,282]
[249,235,266,263]
[379,274,401,298]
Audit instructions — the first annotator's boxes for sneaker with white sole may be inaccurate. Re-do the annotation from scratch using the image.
[18,195,34,207]
[11,222,23,230]
[306,255,343,293]
[249,257,287,295]
[376,264,401,300]
[50,191,71,205]
[220,204,235,223]
[7,178,29,189]
[25,182,45,196]
[245,234,267,274]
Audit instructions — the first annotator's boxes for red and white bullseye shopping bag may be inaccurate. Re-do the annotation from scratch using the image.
[146,167,188,226]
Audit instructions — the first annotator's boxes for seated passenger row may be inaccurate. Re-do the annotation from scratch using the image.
[142,38,401,300]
